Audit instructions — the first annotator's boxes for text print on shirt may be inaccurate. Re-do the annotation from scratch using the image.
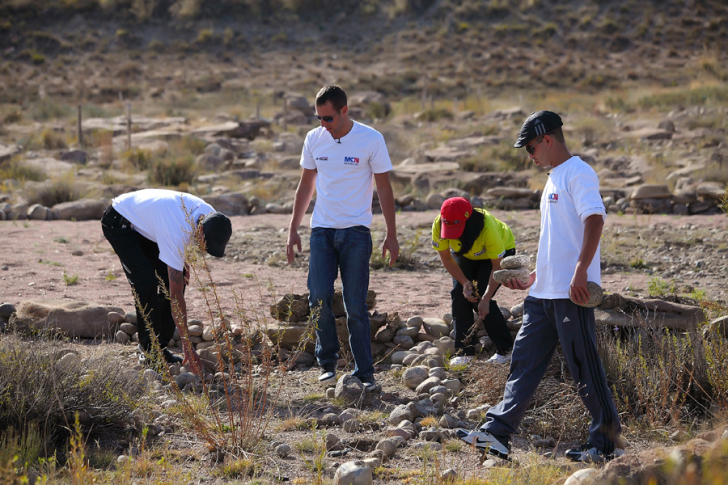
[548,193,559,203]
[344,156,360,165]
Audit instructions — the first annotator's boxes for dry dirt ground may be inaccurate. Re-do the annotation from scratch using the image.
[1,208,728,483]
[2,208,726,320]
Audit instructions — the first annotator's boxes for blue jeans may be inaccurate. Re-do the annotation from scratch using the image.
[308,226,373,379]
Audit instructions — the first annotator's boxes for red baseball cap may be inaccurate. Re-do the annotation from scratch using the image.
[440,197,472,239]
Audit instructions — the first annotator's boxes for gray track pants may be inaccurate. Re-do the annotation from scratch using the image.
[484,295,621,453]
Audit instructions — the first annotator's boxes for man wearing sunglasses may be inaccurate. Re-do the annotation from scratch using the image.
[286,85,399,393]
[457,111,623,464]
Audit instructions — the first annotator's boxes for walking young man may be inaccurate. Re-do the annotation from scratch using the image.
[286,85,399,391]
[457,111,623,463]
[102,189,232,371]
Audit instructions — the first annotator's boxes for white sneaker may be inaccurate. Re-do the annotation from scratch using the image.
[449,356,473,366]
[487,353,511,364]
[456,428,510,460]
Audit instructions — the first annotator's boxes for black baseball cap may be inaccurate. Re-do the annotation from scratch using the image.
[514,111,563,148]
[201,212,232,257]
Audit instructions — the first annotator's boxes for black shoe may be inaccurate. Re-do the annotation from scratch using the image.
[163,348,183,364]
[318,362,337,384]
[565,443,625,463]
[137,345,182,366]
[360,375,379,392]
[456,428,511,460]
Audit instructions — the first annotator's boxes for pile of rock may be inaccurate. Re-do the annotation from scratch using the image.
[266,293,525,363]
[604,182,725,216]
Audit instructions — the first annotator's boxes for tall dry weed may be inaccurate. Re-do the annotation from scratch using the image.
[135,200,311,461]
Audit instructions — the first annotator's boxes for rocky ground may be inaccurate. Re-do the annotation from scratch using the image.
[1,2,728,482]
[1,205,727,483]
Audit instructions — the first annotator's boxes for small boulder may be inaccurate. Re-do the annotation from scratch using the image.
[334,460,373,485]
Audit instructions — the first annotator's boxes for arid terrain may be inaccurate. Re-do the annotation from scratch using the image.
[1,1,728,484]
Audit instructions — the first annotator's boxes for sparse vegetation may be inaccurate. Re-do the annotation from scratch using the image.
[0,159,46,183]
[648,277,676,297]
[24,177,81,207]
[62,272,79,285]
[0,1,727,482]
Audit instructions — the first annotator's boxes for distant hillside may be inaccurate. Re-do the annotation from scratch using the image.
[1,0,727,104]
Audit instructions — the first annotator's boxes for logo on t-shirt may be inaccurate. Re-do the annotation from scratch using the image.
[344,156,360,165]
[548,193,559,203]
[316,156,328,161]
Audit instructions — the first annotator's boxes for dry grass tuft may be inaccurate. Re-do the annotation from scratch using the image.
[24,176,81,207]
[0,334,145,457]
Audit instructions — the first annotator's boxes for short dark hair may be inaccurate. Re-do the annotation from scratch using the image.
[315,85,347,111]
[548,127,565,144]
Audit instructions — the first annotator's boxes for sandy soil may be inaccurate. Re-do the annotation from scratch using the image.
[2,209,726,323]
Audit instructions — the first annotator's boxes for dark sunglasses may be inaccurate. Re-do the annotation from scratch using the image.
[525,131,554,154]
[316,114,335,123]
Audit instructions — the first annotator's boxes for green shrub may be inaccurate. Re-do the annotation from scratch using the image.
[0,159,46,182]
[29,99,71,121]
[25,177,80,207]
[196,28,214,44]
[3,110,22,124]
[648,277,676,297]
[638,86,728,109]
[124,147,154,171]
[62,272,79,285]
[148,154,196,187]
[41,128,67,150]
[416,108,452,122]
[630,257,649,269]
[182,136,207,155]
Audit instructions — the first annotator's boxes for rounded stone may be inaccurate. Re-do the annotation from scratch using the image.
[402,366,429,389]
[501,254,531,269]
[492,268,530,284]
[333,460,373,485]
[570,281,603,308]
[275,443,291,458]
[115,330,130,344]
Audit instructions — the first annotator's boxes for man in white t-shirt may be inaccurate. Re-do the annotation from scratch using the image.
[101,189,232,371]
[456,111,622,464]
[286,85,399,392]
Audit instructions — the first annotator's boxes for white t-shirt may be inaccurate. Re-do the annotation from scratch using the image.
[112,189,215,271]
[529,156,606,299]
[300,121,392,229]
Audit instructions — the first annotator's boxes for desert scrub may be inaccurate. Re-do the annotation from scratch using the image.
[123,147,154,171]
[24,176,81,207]
[648,277,676,297]
[370,229,423,270]
[148,153,196,187]
[62,272,79,285]
[0,159,46,182]
[0,334,145,458]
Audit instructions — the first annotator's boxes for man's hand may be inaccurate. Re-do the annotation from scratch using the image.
[463,281,478,303]
[569,269,590,305]
[286,229,302,264]
[182,339,203,374]
[503,271,536,290]
[382,235,400,266]
[477,297,491,320]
